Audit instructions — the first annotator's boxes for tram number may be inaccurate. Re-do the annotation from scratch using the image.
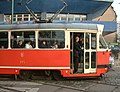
[20,60,25,64]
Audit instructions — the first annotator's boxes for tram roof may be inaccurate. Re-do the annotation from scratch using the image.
[53,20,117,32]
[0,0,113,14]
[0,23,103,31]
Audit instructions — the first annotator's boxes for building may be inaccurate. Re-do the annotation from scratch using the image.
[0,0,116,44]
[93,6,117,21]
[3,13,87,23]
[93,5,117,43]
[0,0,113,22]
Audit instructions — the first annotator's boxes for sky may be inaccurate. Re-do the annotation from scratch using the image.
[112,0,120,21]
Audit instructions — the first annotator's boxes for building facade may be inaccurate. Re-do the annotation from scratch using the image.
[93,6,116,21]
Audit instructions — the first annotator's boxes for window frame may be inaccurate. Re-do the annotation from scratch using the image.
[0,31,8,49]
[38,30,65,49]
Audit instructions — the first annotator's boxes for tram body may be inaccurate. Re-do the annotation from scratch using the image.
[0,23,110,79]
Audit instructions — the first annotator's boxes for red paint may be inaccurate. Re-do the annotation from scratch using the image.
[0,69,19,74]
[0,50,70,67]
[62,68,108,77]
[97,51,110,65]
[0,49,110,77]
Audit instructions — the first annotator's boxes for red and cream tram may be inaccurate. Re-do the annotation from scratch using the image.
[0,23,110,80]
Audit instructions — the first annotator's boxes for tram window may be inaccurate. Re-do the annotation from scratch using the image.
[38,30,65,48]
[11,31,35,48]
[99,35,107,49]
[39,31,51,38]
[85,33,90,49]
[91,52,96,68]
[85,52,89,69]
[91,33,96,49]
[0,32,8,49]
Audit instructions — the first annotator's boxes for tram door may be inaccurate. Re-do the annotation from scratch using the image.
[70,32,97,74]
[84,33,97,73]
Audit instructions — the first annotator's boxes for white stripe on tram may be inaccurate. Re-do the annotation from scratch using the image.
[0,66,70,69]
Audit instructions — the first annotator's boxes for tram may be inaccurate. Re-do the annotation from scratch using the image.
[0,23,110,80]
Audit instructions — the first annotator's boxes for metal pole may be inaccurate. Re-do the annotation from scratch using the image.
[11,0,14,24]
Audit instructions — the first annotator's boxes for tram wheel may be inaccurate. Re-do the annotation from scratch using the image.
[19,70,32,80]
[52,71,64,80]
[44,70,51,76]
[44,70,53,80]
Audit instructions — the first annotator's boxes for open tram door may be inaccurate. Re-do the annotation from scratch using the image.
[70,32,97,74]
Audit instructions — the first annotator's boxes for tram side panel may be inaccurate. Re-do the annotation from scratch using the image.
[97,51,110,74]
[0,50,70,74]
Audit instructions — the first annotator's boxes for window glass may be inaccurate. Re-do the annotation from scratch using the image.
[11,31,35,48]
[75,17,80,21]
[85,33,90,49]
[61,16,66,21]
[99,35,107,49]
[24,14,29,21]
[38,30,65,48]
[30,16,33,21]
[60,14,67,21]
[68,17,73,21]
[55,16,60,20]
[0,32,8,49]
[4,15,11,22]
[81,15,87,21]
[91,33,96,49]
[85,52,89,69]
[91,52,96,68]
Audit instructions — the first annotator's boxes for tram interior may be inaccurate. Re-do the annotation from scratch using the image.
[70,33,83,73]
[70,32,96,74]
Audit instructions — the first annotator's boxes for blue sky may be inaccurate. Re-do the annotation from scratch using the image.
[112,0,120,21]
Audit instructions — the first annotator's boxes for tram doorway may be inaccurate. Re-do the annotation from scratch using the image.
[70,32,97,74]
